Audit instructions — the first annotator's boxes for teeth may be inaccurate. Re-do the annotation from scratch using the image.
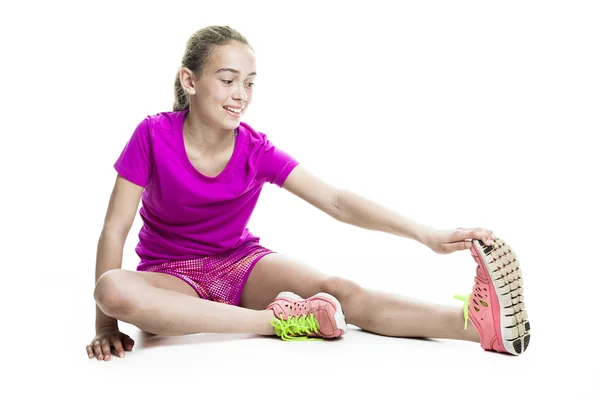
[224,107,242,114]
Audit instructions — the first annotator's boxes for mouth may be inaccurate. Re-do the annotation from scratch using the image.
[223,106,243,118]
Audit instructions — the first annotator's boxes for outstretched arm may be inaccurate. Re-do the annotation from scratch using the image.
[283,165,496,254]
[334,189,496,253]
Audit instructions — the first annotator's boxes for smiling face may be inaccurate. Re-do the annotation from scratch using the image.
[186,41,257,131]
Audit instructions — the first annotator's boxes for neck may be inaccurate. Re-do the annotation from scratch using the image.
[183,111,236,153]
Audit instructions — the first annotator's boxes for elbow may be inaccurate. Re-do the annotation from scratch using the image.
[331,189,347,222]
[100,224,130,241]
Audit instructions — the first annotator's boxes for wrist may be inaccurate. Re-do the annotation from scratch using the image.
[96,322,118,333]
[96,315,118,332]
[96,304,118,332]
[415,225,435,247]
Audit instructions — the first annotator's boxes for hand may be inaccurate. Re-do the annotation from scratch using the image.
[86,327,135,361]
[425,227,496,255]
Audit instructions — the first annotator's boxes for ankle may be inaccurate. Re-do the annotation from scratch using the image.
[259,310,277,336]
[462,310,481,343]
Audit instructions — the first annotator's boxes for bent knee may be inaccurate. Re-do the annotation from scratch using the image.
[94,270,135,316]
[319,276,362,300]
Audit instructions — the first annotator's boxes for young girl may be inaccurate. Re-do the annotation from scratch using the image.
[86,26,530,361]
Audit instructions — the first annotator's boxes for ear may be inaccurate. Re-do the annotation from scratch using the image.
[179,67,197,95]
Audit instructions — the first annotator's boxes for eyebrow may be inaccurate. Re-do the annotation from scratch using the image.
[215,68,257,76]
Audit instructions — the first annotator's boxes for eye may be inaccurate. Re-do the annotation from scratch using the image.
[221,80,233,84]
[246,82,255,88]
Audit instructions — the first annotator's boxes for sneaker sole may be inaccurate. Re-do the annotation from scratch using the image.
[278,291,348,335]
[472,238,531,355]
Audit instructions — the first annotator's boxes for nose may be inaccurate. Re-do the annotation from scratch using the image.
[233,83,248,102]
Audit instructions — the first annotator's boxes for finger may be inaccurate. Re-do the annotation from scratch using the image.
[444,241,471,253]
[112,337,126,358]
[449,229,478,242]
[476,227,496,243]
[123,336,135,351]
[93,341,103,360]
[102,339,112,361]
[86,345,94,359]
[479,229,496,246]
[453,229,494,246]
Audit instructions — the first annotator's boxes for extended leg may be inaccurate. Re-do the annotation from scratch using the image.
[323,277,480,342]
[239,254,479,342]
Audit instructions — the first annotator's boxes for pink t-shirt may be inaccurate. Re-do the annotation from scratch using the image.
[113,109,299,270]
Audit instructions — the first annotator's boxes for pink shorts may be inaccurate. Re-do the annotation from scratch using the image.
[142,239,275,306]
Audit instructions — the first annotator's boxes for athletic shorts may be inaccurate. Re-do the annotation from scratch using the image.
[141,239,274,306]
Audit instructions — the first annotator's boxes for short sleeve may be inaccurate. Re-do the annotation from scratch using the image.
[257,138,300,187]
[113,117,152,187]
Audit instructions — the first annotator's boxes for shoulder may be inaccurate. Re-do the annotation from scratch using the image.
[238,121,278,154]
[130,110,186,144]
[238,121,267,144]
[142,110,187,133]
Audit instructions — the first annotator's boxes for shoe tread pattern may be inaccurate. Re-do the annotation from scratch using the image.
[476,238,531,355]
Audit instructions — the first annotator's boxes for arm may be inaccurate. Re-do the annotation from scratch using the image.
[94,175,144,331]
[283,166,495,254]
[282,165,431,243]
[334,189,433,244]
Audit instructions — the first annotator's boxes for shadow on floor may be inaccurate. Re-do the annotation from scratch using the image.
[138,330,265,349]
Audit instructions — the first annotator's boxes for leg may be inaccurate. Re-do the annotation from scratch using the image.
[94,269,275,336]
[239,253,479,342]
[239,253,328,310]
[322,277,480,342]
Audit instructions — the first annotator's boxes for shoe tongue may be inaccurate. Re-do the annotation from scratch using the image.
[268,304,291,319]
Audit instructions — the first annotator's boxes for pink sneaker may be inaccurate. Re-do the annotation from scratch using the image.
[455,238,531,355]
[267,291,348,340]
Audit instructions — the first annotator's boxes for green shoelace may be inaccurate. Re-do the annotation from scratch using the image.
[453,294,470,330]
[271,314,323,341]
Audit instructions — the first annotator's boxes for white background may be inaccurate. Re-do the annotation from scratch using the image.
[1,0,598,398]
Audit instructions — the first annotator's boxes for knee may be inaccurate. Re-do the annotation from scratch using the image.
[94,270,134,317]
[319,276,362,301]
